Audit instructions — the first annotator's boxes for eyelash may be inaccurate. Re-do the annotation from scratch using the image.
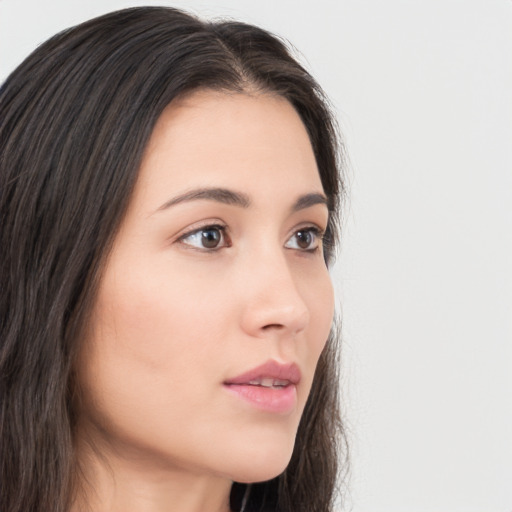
[177,223,231,251]
[177,223,325,253]
[284,226,324,253]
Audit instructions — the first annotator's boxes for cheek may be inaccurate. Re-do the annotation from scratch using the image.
[95,256,221,341]
[76,264,234,467]
[303,267,335,355]
[79,255,237,416]
[284,266,334,408]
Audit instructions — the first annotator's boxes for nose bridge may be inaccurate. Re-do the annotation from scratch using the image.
[240,241,309,336]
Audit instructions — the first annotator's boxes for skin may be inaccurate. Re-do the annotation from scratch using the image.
[73,90,335,512]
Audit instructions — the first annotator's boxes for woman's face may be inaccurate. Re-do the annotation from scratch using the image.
[78,90,334,483]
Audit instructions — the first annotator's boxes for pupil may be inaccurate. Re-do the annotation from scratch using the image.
[201,228,221,248]
[296,230,312,249]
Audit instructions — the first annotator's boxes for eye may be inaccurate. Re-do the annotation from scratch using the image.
[178,224,230,250]
[285,227,323,252]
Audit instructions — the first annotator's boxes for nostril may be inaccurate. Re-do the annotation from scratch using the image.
[262,323,285,331]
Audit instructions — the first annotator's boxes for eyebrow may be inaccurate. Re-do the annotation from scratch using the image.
[291,192,328,212]
[155,187,328,213]
[156,188,250,211]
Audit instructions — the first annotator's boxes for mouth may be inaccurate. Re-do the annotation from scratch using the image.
[246,377,291,389]
[223,360,301,414]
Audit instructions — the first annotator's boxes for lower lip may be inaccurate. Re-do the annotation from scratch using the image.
[224,384,297,414]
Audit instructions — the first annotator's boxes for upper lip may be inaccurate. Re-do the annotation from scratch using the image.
[224,360,301,386]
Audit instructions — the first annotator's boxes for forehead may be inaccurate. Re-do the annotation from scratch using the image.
[133,90,322,209]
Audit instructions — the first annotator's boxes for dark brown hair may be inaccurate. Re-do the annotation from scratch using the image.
[0,7,347,512]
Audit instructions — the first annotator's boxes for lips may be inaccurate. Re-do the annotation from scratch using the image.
[223,360,301,413]
[224,360,301,386]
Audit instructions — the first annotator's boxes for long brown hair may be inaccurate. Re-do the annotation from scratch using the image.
[0,7,347,512]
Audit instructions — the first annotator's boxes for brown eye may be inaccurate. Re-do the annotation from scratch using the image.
[295,230,313,249]
[200,227,222,248]
[285,227,321,252]
[179,225,229,250]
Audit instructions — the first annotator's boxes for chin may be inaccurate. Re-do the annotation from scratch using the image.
[231,461,290,484]
[222,436,296,484]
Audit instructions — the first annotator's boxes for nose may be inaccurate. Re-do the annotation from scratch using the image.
[239,250,310,339]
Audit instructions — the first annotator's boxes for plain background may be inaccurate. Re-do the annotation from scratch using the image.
[1,1,511,511]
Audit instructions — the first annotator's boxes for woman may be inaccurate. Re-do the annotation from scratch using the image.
[0,6,346,512]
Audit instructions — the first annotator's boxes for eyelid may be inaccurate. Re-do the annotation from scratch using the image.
[291,222,326,239]
[175,220,230,251]
[285,224,326,253]
[173,218,226,239]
